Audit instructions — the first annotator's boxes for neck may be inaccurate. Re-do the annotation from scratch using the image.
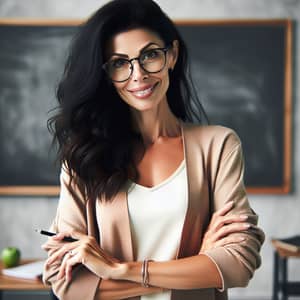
[130,100,181,146]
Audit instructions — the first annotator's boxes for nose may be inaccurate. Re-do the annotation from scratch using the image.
[131,59,148,81]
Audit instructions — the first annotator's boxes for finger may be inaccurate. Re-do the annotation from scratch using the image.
[214,235,246,248]
[209,214,248,233]
[214,223,251,240]
[56,250,80,281]
[52,231,75,241]
[214,201,234,217]
[206,222,250,244]
[224,214,248,223]
[209,202,234,226]
[41,242,51,251]
[70,233,100,254]
[41,237,67,250]
[66,263,72,282]
[217,214,248,228]
[46,244,76,265]
[46,235,97,267]
[66,230,87,240]
[46,247,66,265]
[65,255,80,282]
[57,252,72,280]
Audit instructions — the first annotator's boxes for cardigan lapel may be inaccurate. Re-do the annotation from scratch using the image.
[176,123,209,258]
[97,188,138,300]
[97,191,134,261]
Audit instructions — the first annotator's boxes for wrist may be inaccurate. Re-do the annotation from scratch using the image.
[116,260,153,286]
[114,261,140,282]
[110,261,167,293]
[110,262,130,280]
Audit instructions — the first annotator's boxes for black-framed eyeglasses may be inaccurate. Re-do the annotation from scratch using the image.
[102,46,171,83]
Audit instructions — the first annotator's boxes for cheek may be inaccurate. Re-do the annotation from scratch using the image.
[113,83,131,103]
[160,71,170,90]
[113,82,126,94]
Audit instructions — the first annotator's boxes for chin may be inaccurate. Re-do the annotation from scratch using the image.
[130,101,158,112]
[131,94,165,111]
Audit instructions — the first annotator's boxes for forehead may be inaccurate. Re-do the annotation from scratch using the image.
[106,28,164,56]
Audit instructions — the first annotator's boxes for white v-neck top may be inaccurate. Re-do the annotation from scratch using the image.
[127,160,188,300]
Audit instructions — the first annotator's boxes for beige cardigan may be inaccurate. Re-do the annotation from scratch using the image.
[43,124,265,300]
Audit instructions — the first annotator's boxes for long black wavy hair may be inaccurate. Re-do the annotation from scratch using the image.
[48,0,207,201]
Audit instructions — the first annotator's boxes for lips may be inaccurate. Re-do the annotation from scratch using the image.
[128,83,158,99]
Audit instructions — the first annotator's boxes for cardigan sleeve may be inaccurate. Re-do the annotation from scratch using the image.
[203,129,265,291]
[42,167,100,300]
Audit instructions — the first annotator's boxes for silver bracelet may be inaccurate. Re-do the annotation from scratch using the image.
[141,259,152,287]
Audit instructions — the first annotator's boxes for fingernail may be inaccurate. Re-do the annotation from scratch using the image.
[239,237,246,242]
[240,215,248,220]
[243,223,251,229]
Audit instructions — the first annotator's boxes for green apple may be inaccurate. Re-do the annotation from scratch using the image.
[1,247,21,268]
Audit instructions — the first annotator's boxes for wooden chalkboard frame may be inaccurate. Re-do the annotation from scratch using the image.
[0,19,292,196]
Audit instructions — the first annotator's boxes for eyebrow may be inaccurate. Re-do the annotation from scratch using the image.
[110,42,161,58]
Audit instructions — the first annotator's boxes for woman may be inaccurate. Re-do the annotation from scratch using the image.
[43,0,264,299]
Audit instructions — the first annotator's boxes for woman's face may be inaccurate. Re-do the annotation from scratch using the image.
[105,28,178,112]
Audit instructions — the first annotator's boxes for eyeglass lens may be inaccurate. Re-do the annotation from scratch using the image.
[105,48,168,82]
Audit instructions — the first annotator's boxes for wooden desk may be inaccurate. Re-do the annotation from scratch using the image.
[0,259,50,300]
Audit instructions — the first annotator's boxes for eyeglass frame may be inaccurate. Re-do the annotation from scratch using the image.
[102,45,171,83]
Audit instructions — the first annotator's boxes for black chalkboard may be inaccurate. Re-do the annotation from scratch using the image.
[0,20,292,195]
[177,20,292,193]
[0,24,76,194]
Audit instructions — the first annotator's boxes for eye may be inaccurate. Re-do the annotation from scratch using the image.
[141,49,161,61]
[110,58,128,69]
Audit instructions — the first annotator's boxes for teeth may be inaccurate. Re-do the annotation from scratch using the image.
[133,86,153,96]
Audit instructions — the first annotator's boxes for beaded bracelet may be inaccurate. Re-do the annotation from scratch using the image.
[141,259,153,287]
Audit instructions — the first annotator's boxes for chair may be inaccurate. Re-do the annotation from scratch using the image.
[50,289,59,300]
[272,236,300,300]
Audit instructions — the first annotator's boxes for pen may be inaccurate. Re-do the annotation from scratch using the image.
[35,229,78,242]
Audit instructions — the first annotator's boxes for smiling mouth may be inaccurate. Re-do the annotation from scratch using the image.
[129,83,158,99]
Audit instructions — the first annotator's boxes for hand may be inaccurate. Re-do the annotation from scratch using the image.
[43,230,125,282]
[199,201,250,253]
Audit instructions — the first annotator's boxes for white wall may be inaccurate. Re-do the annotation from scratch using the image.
[0,1,300,299]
